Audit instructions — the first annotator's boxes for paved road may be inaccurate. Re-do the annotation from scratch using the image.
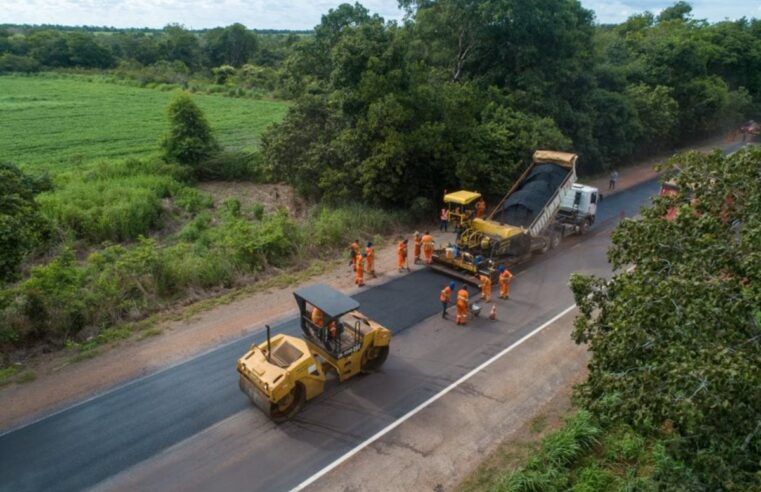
[0,163,719,492]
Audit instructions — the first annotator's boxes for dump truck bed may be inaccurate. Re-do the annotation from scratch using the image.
[488,150,577,237]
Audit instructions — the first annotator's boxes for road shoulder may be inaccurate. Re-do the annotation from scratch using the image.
[304,309,588,492]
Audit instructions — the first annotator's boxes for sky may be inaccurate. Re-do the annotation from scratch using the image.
[0,0,759,30]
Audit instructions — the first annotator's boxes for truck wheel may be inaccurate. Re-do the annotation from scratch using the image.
[580,218,591,235]
[550,232,561,249]
[539,237,551,254]
[269,382,306,423]
[361,345,389,373]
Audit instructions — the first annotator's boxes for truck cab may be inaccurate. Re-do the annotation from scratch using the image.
[558,183,598,233]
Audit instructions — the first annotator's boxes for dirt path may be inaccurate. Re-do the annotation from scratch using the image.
[0,133,743,432]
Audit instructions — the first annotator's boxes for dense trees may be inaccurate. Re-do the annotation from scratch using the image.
[570,148,761,489]
[259,1,761,209]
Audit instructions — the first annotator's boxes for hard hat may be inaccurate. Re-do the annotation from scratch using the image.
[498,265,505,272]
[449,281,456,289]
[367,241,373,247]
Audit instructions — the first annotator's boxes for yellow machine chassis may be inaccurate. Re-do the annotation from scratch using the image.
[237,316,391,422]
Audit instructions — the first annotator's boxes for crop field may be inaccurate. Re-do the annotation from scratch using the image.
[0,74,289,171]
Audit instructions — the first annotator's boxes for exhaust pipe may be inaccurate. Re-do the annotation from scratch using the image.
[266,324,271,362]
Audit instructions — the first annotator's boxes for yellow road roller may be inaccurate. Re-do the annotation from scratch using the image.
[237,284,391,422]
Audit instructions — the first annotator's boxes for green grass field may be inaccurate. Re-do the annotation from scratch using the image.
[0,74,288,171]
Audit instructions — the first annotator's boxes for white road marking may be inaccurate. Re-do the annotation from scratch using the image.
[291,303,578,491]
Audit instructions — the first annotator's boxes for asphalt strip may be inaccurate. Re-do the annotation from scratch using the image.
[291,304,577,491]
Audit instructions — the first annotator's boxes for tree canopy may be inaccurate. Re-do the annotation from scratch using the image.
[570,148,761,489]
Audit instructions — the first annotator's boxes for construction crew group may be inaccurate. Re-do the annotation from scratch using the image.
[348,229,514,326]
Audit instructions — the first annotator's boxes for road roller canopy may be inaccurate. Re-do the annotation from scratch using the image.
[294,284,360,319]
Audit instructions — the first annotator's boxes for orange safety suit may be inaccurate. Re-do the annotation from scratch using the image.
[366,246,375,275]
[456,288,469,325]
[397,241,408,272]
[476,199,486,219]
[355,255,365,286]
[499,269,514,299]
[349,241,360,269]
[311,307,325,327]
[422,234,435,264]
[440,285,453,319]
[479,274,492,303]
[414,235,422,263]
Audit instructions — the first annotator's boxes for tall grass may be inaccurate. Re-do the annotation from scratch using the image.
[0,202,410,351]
[37,159,209,243]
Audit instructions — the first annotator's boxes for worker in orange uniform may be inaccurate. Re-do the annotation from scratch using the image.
[413,232,422,264]
[477,273,492,302]
[311,306,325,327]
[422,231,435,264]
[498,265,514,299]
[476,198,486,218]
[355,253,366,287]
[349,239,360,270]
[365,241,376,277]
[397,239,410,272]
[440,281,455,319]
[456,285,470,325]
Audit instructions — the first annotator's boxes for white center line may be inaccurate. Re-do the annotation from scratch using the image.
[291,303,578,491]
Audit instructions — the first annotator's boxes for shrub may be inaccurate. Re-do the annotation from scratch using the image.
[160,91,220,173]
[39,175,172,243]
[196,150,264,181]
[0,163,50,283]
[0,54,41,73]
[173,187,213,213]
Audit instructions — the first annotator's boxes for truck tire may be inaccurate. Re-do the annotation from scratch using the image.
[579,218,591,235]
[550,231,561,249]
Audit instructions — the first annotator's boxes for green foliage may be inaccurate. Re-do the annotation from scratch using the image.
[0,163,49,283]
[571,148,761,489]
[160,91,220,171]
[204,24,258,68]
[0,75,288,171]
[0,201,405,350]
[0,54,41,73]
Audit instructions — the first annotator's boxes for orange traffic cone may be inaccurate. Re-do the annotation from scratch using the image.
[489,305,497,320]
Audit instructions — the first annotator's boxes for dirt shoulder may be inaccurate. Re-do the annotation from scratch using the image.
[0,133,742,432]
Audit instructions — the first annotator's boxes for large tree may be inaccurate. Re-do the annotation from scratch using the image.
[571,148,761,489]
[160,92,219,172]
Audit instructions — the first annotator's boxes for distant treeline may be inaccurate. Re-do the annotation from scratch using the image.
[0,23,312,35]
[0,22,305,72]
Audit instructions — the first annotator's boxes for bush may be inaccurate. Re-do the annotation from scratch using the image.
[304,205,406,251]
[160,91,220,173]
[38,158,202,243]
[39,175,173,243]
[173,187,213,213]
[195,150,265,181]
[0,163,50,283]
[0,54,41,73]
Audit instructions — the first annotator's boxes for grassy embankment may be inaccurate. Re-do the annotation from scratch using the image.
[459,411,686,491]
[0,75,410,374]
